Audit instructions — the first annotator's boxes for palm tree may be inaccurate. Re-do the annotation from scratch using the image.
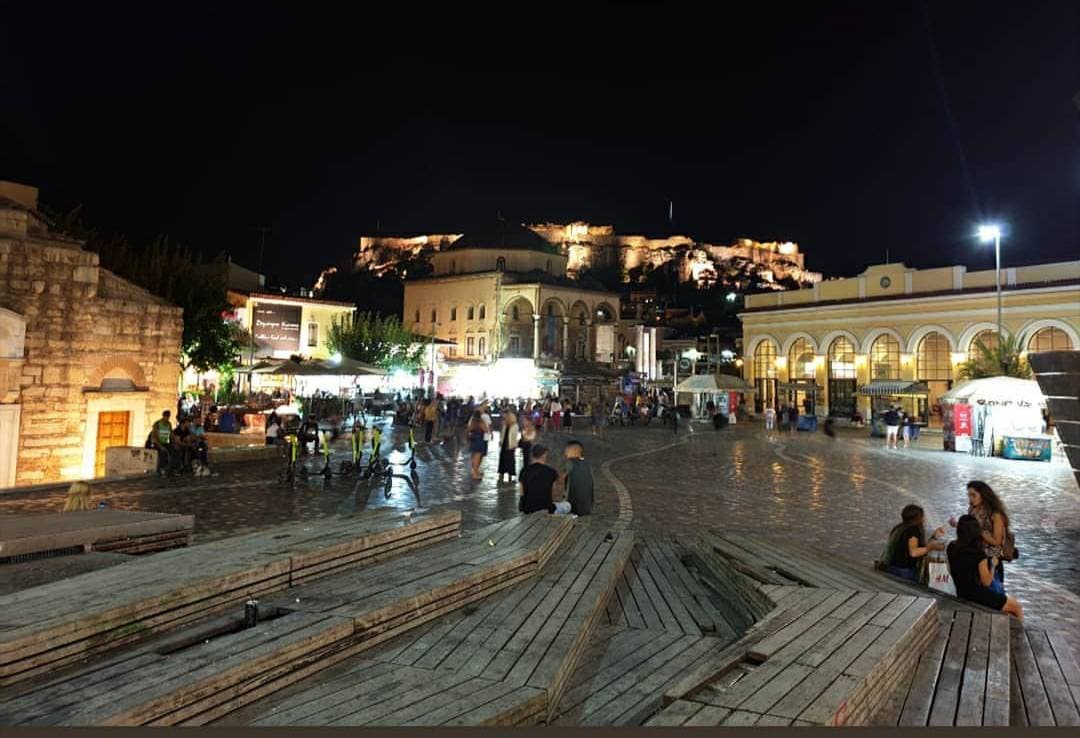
[956,332,1032,381]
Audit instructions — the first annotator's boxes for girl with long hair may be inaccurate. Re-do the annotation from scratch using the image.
[948,515,1023,620]
[883,504,945,583]
[949,480,1011,591]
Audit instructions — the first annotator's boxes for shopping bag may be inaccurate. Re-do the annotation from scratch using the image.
[927,561,955,596]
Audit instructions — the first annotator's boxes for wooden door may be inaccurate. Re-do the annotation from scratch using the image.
[95,411,130,477]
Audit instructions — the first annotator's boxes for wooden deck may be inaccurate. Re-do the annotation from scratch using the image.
[0,513,571,726]
[0,508,460,687]
[0,510,194,560]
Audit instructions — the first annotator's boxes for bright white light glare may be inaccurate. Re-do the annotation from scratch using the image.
[720,350,735,360]
[330,352,343,364]
[977,224,1002,242]
[683,349,703,361]
[726,292,737,302]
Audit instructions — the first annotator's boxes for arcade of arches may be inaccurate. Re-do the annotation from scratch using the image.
[747,322,1077,424]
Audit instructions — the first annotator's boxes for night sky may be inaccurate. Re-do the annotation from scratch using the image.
[3,2,1077,286]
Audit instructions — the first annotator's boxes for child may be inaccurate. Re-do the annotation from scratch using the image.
[562,440,594,516]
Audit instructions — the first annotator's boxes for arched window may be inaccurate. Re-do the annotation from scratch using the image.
[968,330,999,360]
[869,334,900,380]
[916,332,951,381]
[787,338,815,380]
[478,304,486,320]
[578,312,586,326]
[450,306,457,322]
[753,340,778,412]
[478,336,486,356]
[496,257,506,272]
[827,337,856,418]
[511,305,519,321]
[1028,327,1073,353]
[467,305,475,320]
[547,303,554,317]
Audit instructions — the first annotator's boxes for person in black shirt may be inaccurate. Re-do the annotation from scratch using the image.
[519,445,559,514]
[885,504,944,582]
[947,515,1023,620]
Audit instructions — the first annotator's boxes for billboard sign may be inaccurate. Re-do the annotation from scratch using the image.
[252,302,302,353]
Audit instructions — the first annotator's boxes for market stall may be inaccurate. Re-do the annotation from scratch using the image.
[857,380,930,437]
[939,377,1050,459]
[675,373,754,419]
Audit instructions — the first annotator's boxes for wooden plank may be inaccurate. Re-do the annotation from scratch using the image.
[1028,629,1080,726]
[797,592,896,668]
[683,704,733,726]
[1010,651,1029,727]
[1048,631,1080,686]
[928,610,972,726]
[404,679,526,726]
[1010,624,1056,726]
[636,542,701,635]
[984,614,1011,725]
[898,613,950,726]
[955,611,992,725]
[643,699,704,726]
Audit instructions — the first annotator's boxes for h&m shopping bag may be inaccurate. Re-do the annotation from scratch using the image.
[928,561,955,597]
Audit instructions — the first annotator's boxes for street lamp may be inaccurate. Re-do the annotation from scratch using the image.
[977,224,1004,370]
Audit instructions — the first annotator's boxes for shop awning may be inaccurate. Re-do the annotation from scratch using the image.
[777,381,824,393]
[676,373,754,393]
[939,377,1045,407]
[857,380,931,397]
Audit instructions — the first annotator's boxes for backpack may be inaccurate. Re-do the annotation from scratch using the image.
[874,530,898,571]
[1001,531,1019,561]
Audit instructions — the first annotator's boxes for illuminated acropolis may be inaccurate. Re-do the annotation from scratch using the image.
[352,222,821,288]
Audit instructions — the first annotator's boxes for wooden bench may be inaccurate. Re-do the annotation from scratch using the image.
[1010,624,1080,726]
[0,510,194,561]
[0,508,460,687]
[240,525,633,726]
[0,513,571,726]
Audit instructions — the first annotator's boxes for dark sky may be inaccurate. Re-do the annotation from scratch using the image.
[3,2,1078,285]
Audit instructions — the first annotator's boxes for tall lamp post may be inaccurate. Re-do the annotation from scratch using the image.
[977,224,1005,371]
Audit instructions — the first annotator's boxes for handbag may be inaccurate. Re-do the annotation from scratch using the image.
[874,532,897,572]
[927,561,956,597]
[1001,531,1019,561]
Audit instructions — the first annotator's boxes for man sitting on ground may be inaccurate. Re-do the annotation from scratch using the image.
[519,445,572,515]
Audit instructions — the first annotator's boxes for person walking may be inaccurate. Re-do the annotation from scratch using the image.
[948,480,1013,592]
[789,403,799,433]
[422,399,437,443]
[498,411,520,483]
[550,397,563,433]
[467,411,487,480]
[519,417,537,478]
[764,405,776,432]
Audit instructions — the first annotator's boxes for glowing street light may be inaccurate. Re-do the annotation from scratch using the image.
[977,223,1005,370]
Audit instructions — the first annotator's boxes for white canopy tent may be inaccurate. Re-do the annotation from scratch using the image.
[675,374,754,418]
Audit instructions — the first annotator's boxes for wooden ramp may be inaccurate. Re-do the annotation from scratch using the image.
[0,508,461,687]
[235,524,633,726]
[0,514,572,726]
[0,510,194,560]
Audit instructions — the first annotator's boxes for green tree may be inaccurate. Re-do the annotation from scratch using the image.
[326,312,424,369]
[956,332,1032,381]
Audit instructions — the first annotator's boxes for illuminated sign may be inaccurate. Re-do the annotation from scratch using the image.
[252,302,302,352]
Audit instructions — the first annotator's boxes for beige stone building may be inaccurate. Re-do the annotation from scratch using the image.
[0,181,183,486]
[402,223,661,394]
[739,260,1080,424]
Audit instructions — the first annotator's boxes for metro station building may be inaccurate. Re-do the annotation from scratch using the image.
[739,260,1080,425]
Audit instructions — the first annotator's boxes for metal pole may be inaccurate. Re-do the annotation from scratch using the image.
[995,234,1004,373]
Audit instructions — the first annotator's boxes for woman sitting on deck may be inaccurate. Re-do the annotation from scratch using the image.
[883,504,945,582]
[947,515,1024,620]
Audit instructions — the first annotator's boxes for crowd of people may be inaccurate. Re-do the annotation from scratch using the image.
[147,409,212,477]
[881,480,1022,620]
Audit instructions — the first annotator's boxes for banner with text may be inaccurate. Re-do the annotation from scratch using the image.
[253,302,302,352]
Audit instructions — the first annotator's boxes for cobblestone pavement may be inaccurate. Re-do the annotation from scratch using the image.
[1,419,1077,652]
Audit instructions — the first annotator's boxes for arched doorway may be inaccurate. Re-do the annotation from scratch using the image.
[501,296,535,358]
[540,299,566,357]
[753,340,778,412]
[593,303,617,363]
[869,334,901,380]
[916,331,951,426]
[827,337,856,419]
[787,337,817,413]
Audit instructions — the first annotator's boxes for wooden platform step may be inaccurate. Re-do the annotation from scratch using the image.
[0,510,194,561]
[0,514,571,726]
[869,609,1011,726]
[240,525,633,726]
[646,588,939,726]
[0,508,461,687]
[1009,624,1080,726]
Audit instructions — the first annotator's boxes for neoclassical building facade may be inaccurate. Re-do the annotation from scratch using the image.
[403,222,631,367]
[740,261,1080,423]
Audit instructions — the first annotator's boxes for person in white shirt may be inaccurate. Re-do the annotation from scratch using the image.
[550,398,563,432]
[764,406,776,432]
[265,420,281,446]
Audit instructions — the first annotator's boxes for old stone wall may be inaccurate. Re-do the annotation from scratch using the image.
[0,234,183,484]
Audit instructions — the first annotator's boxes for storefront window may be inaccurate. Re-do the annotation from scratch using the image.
[1028,327,1073,353]
[917,332,951,381]
[869,334,900,379]
[968,330,999,360]
[827,337,856,418]
[753,340,778,412]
